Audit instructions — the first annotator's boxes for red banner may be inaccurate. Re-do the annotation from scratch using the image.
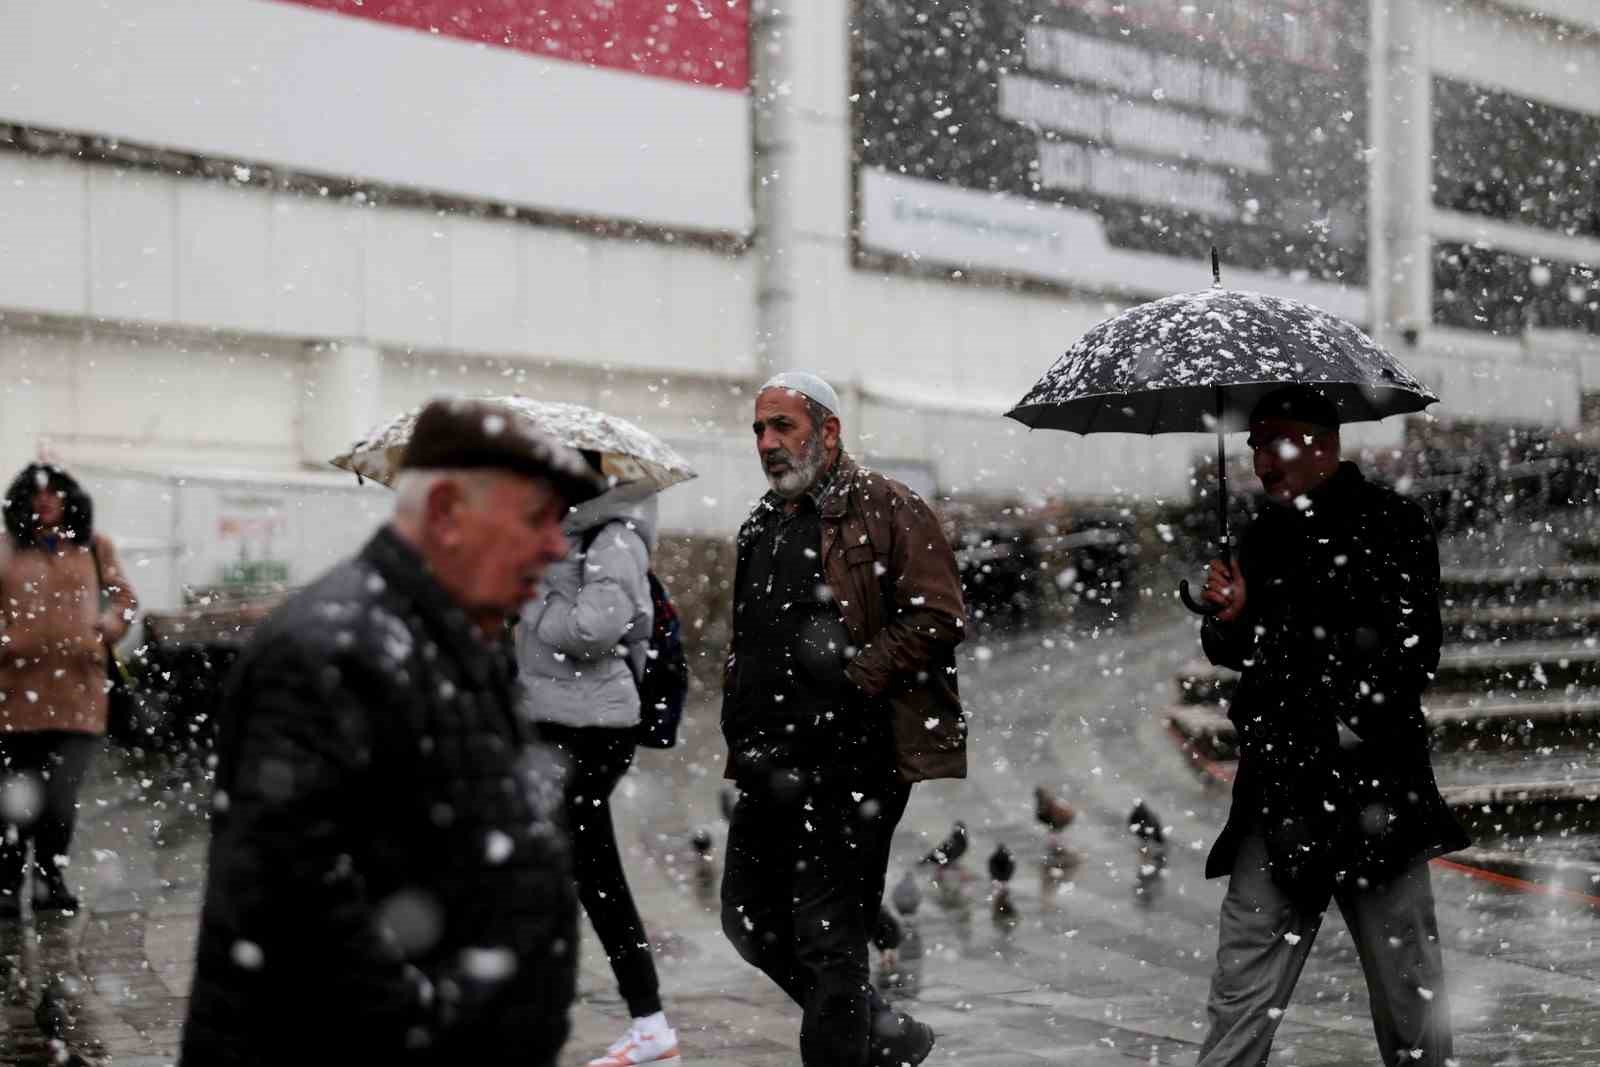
[277,0,749,89]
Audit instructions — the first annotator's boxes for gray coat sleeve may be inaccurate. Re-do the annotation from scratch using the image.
[534,524,651,662]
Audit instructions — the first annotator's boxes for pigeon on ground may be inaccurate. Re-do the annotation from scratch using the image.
[1129,799,1169,903]
[1035,786,1076,832]
[1128,800,1166,844]
[920,821,969,867]
[988,843,1016,884]
[1037,786,1080,875]
[989,843,1018,920]
[891,869,922,917]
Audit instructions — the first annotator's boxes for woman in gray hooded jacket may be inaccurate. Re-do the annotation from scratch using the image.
[518,482,680,1067]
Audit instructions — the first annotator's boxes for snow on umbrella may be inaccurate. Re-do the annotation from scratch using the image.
[1006,252,1437,614]
[333,396,697,492]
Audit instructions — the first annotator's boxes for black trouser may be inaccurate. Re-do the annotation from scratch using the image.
[540,723,663,1018]
[0,731,98,899]
[720,766,912,1067]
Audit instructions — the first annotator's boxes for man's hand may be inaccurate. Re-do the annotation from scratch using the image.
[1202,560,1246,623]
[95,612,121,643]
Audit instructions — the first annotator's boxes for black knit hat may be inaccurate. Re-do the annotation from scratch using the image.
[1250,385,1341,431]
[399,398,606,506]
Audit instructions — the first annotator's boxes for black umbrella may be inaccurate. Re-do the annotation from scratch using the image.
[1006,251,1437,615]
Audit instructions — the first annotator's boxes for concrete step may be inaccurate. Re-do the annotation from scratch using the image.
[1171,739,1600,838]
[1443,600,1600,643]
[1447,778,1600,838]
[1440,563,1600,605]
[1176,641,1600,705]
[1562,536,1600,564]
[1168,693,1600,760]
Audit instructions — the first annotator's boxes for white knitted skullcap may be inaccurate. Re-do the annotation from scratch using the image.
[759,370,840,416]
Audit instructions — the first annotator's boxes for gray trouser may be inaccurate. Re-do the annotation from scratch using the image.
[1197,829,1453,1067]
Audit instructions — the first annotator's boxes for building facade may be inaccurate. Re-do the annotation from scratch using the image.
[0,0,1596,608]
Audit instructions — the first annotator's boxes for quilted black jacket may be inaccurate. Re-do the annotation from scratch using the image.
[180,527,576,1066]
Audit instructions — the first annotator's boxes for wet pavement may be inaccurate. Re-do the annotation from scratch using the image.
[0,746,208,1066]
[6,599,1600,1064]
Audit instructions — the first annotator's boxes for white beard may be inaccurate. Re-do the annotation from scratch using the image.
[765,433,828,499]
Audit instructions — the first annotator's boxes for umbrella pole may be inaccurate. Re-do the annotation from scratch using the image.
[1215,388,1230,566]
[1209,251,1230,563]
[1178,381,1230,616]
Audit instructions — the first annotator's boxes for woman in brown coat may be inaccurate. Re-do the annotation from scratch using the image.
[0,464,137,915]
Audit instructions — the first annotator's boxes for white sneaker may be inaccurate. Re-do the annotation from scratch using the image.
[586,1021,682,1066]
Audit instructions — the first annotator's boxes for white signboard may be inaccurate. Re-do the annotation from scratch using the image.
[853,0,1370,308]
[1,0,752,235]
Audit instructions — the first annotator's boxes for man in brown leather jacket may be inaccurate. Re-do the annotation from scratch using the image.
[720,370,966,1067]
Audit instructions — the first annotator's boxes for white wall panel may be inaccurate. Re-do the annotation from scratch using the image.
[656,437,768,536]
[0,328,76,468]
[522,232,597,361]
[87,169,176,324]
[84,339,303,460]
[0,328,306,474]
[0,156,86,317]
[270,194,365,339]
[363,210,452,351]
[592,242,672,370]
[1408,330,1586,428]
[0,152,751,382]
[1430,0,1600,113]
[175,182,272,334]
[664,253,757,378]
[449,218,523,356]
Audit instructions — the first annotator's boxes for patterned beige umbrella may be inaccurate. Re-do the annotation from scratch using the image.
[332,396,697,492]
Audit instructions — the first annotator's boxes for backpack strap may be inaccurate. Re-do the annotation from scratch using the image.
[577,519,647,565]
[577,523,606,557]
[89,538,106,594]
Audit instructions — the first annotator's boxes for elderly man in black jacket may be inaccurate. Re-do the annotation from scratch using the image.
[1195,386,1468,1067]
[720,371,964,1067]
[179,399,605,1067]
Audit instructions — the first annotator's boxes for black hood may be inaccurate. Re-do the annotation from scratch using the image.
[4,463,93,547]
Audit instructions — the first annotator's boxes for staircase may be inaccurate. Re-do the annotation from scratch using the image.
[1168,555,1600,887]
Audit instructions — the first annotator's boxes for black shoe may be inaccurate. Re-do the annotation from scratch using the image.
[32,878,78,915]
[871,1009,936,1066]
[35,986,69,1038]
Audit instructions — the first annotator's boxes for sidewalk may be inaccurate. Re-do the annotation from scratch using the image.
[3,746,1201,1067]
[9,616,1600,1065]
[0,749,206,1066]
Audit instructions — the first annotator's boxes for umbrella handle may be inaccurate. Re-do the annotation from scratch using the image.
[1177,579,1222,616]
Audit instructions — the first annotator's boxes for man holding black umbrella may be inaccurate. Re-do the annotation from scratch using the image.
[1195,385,1469,1067]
